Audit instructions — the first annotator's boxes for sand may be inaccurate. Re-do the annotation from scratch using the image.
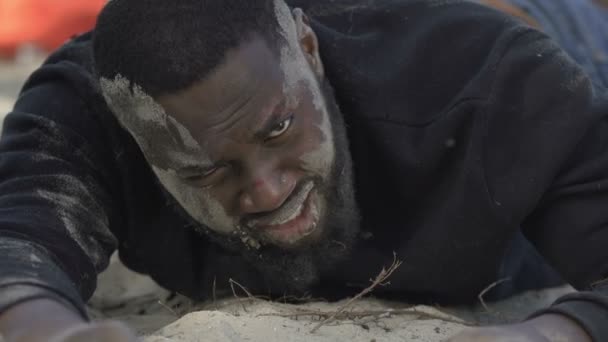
[87,254,574,342]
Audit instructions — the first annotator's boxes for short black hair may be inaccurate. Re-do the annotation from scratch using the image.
[93,0,283,97]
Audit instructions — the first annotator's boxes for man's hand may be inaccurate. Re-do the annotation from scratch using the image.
[0,298,137,342]
[48,321,137,342]
[445,314,592,341]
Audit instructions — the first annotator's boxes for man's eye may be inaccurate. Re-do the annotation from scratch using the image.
[184,167,218,183]
[267,116,293,139]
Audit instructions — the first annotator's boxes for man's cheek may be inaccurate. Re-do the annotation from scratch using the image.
[298,120,334,178]
[151,166,236,233]
[197,191,237,233]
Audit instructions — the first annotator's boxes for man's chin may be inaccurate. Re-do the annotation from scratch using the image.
[261,223,325,251]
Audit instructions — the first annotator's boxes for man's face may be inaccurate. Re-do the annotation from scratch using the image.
[154,35,334,249]
[101,5,360,290]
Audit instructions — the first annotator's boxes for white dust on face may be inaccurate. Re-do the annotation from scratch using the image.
[100,75,236,234]
[151,166,236,234]
[274,0,335,178]
[100,5,336,240]
[99,75,204,167]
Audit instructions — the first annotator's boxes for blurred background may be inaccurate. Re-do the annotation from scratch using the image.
[0,0,607,121]
[0,0,105,119]
[0,0,104,58]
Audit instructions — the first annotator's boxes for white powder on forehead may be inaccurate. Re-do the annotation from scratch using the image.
[274,0,293,42]
[100,74,206,165]
[274,0,335,175]
[273,0,323,112]
[101,75,238,234]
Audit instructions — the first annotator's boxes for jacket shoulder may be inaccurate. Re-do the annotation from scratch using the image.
[307,0,534,124]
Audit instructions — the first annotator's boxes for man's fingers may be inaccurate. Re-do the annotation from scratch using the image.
[443,325,551,342]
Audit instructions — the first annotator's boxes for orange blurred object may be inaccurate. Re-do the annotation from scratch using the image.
[0,0,105,58]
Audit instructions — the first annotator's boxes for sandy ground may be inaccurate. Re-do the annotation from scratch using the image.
[1,58,575,341]
[89,254,574,342]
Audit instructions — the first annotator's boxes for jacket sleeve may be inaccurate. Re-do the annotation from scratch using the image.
[522,97,608,340]
[480,27,608,340]
[521,84,608,339]
[0,77,123,318]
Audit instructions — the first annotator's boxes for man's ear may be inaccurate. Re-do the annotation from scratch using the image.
[292,8,324,78]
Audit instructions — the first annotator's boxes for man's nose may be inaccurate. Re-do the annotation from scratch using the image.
[238,166,293,215]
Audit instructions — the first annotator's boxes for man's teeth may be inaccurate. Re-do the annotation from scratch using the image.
[256,182,314,227]
[270,200,304,225]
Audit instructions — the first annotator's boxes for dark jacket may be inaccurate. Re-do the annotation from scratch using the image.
[1,0,607,339]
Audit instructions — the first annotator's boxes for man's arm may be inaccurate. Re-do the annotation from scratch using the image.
[458,24,608,340]
[519,104,608,340]
[447,313,591,341]
[0,299,85,341]
[0,299,136,342]
[0,72,127,338]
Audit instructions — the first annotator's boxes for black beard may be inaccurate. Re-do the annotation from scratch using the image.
[169,79,360,296]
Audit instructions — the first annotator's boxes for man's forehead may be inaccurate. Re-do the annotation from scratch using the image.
[273,0,325,112]
[100,74,212,170]
[100,60,305,173]
[157,37,286,120]
[100,0,321,171]
[173,0,315,115]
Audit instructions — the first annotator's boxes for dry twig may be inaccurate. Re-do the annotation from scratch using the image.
[229,278,254,312]
[261,307,474,327]
[309,252,403,333]
[157,300,178,317]
[478,278,511,312]
[591,277,608,288]
[212,276,218,310]
[221,254,476,331]
[229,278,256,298]
[261,307,403,320]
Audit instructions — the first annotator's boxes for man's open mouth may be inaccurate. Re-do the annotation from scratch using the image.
[246,181,320,245]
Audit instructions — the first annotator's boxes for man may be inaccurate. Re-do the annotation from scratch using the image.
[0,0,607,341]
